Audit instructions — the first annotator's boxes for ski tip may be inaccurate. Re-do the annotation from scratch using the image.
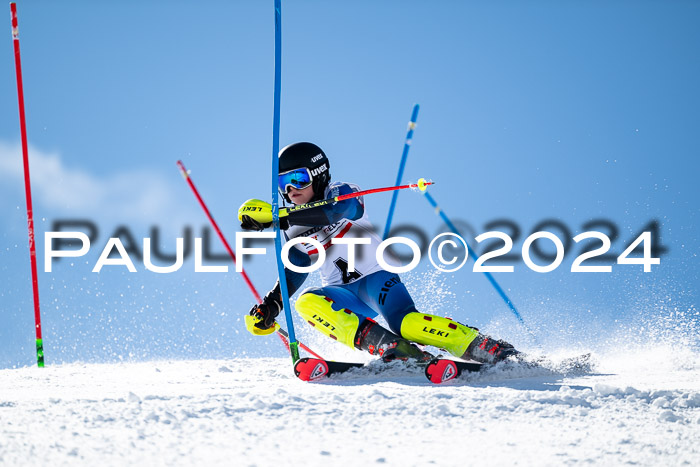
[425,358,459,384]
[294,358,330,382]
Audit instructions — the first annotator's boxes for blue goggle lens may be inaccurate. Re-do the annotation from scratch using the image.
[278,168,313,193]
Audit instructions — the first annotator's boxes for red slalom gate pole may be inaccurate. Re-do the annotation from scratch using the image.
[177,160,261,303]
[176,160,322,359]
[10,3,44,368]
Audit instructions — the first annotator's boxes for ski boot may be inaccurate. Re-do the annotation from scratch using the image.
[354,318,433,363]
[295,293,432,363]
[399,312,520,364]
[461,334,520,364]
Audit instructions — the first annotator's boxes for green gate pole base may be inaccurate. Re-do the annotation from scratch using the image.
[36,339,44,368]
[289,341,300,364]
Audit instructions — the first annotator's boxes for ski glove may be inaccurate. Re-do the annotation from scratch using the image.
[240,215,268,231]
[249,286,282,330]
[238,198,288,230]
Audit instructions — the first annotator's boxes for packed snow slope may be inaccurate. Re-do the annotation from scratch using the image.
[1,348,698,466]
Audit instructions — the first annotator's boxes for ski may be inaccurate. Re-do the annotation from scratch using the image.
[294,358,366,381]
[294,356,434,382]
[424,352,593,384]
[424,358,484,384]
[295,353,591,384]
[295,356,478,383]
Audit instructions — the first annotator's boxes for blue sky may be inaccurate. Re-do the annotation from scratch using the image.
[1,1,698,368]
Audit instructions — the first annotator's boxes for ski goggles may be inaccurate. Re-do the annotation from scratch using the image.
[278,167,313,193]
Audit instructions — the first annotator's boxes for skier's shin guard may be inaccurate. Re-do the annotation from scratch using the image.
[295,293,360,349]
[399,312,480,358]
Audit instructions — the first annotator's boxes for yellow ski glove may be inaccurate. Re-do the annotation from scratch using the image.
[238,199,288,230]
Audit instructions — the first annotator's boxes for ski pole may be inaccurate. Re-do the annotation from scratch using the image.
[10,3,44,368]
[281,178,433,217]
[176,160,322,360]
[383,104,420,240]
[422,191,538,342]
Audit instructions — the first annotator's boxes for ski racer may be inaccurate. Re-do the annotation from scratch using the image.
[238,142,519,364]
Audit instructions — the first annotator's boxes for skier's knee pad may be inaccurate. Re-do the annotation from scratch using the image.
[399,312,479,358]
[295,293,361,349]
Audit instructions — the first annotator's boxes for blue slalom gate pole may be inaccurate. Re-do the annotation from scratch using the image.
[422,191,535,339]
[270,0,299,363]
[383,104,420,240]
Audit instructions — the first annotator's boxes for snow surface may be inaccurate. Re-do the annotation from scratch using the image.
[1,348,698,466]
